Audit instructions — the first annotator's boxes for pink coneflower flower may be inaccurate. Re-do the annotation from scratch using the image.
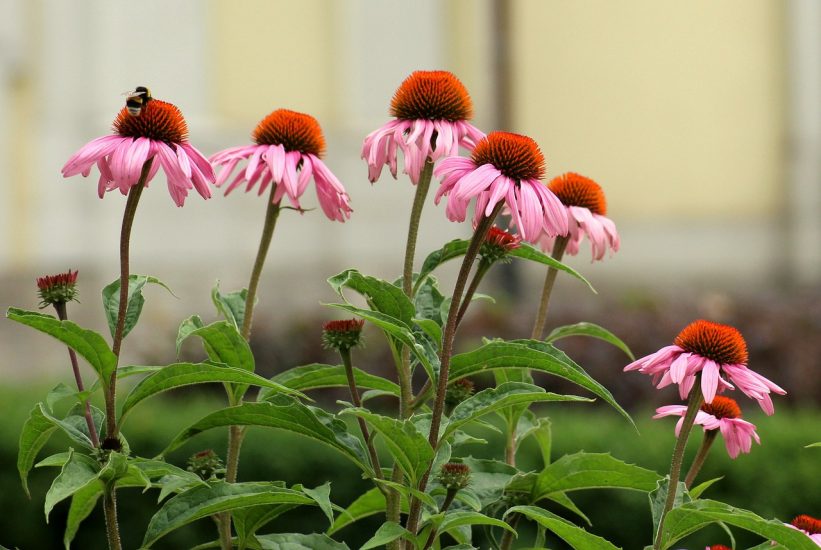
[362,70,485,184]
[625,320,786,414]
[536,173,620,261]
[210,109,351,222]
[654,396,760,459]
[61,96,214,207]
[787,515,821,546]
[434,132,568,240]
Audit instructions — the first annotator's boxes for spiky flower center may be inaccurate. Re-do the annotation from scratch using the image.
[322,319,365,351]
[471,131,546,181]
[674,320,748,365]
[389,70,473,122]
[792,515,821,534]
[252,109,326,157]
[548,172,607,215]
[114,99,188,144]
[701,396,742,419]
[36,270,79,307]
[438,462,471,491]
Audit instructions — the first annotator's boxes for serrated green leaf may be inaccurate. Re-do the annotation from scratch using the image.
[507,505,619,550]
[102,275,175,340]
[450,339,634,428]
[414,276,446,327]
[211,282,251,330]
[444,383,591,442]
[44,449,99,521]
[660,499,818,550]
[162,397,370,474]
[545,322,634,360]
[120,362,301,424]
[254,533,350,550]
[650,477,690,536]
[63,478,103,549]
[532,452,661,502]
[328,269,415,325]
[18,403,59,496]
[546,492,592,526]
[266,363,399,399]
[7,308,117,385]
[142,481,314,547]
[415,239,471,293]
[360,521,412,550]
[303,482,335,526]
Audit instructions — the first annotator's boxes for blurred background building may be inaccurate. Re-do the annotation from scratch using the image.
[0,0,819,393]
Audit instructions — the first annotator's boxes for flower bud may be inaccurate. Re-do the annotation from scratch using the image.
[438,462,471,492]
[187,449,225,480]
[445,378,474,408]
[322,319,365,352]
[36,270,79,308]
[479,227,521,265]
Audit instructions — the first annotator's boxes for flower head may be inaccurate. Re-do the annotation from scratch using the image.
[362,70,485,184]
[210,109,351,222]
[654,396,761,458]
[787,515,821,546]
[537,173,620,261]
[445,378,475,408]
[187,449,225,481]
[480,227,521,264]
[625,320,785,414]
[434,132,568,240]
[438,462,471,492]
[62,93,214,207]
[322,319,365,352]
[36,270,79,308]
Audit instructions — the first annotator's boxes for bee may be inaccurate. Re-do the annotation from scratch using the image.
[124,86,152,116]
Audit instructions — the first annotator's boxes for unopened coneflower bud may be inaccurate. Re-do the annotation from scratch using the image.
[101,436,123,453]
[322,319,365,352]
[479,226,521,265]
[36,270,79,308]
[187,449,225,481]
[438,462,471,492]
[445,378,474,408]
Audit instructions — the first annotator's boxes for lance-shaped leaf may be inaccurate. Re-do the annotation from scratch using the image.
[650,478,690,535]
[44,449,99,521]
[450,339,634,428]
[415,239,470,293]
[64,480,103,549]
[102,274,175,340]
[328,269,415,325]
[142,481,315,547]
[457,457,518,510]
[360,522,413,550]
[234,501,301,548]
[266,363,399,399]
[7,308,117,385]
[211,282,251,330]
[163,396,371,474]
[429,510,517,535]
[253,533,349,550]
[509,243,595,292]
[532,452,661,502]
[119,362,302,424]
[177,319,254,372]
[328,487,389,535]
[18,403,58,496]
[443,383,592,442]
[545,322,634,360]
[342,409,433,486]
[506,505,619,550]
[659,499,818,550]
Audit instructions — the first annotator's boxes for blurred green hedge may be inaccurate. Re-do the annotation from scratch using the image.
[1,385,818,549]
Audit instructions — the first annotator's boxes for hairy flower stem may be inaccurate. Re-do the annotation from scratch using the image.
[654,384,703,549]
[421,488,459,550]
[455,261,491,328]
[340,348,385,487]
[404,205,503,540]
[505,430,517,467]
[103,490,122,550]
[499,512,521,550]
[53,302,99,448]
[684,430,717,489]
[530,236,569,340]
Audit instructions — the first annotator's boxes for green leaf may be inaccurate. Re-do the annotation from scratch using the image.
[44,449,99,521]
[63,480,103,549]
[328,269,415,325]
[660,499,818,550]
[806,441,821,448]
[515,413,552,467]
[415,239,471,293]
[507,505,619,550]
[343,409,433,486]
[532,452,661,502]
[18,403,59,496]
[45,383,93,413]
[303,482,335,526]
[211,282,251,330]
[688,476,723,499]
[414,275,446,327]
[142,481,315,547]
[432,510,517,535]
[545,322,634,360]
[253,533,350,550]
[546,491,592,526]
[233,497,300,548]
[102,274,175,340]
[444,382,591,441]
[327,487,389,535]
[509,243,595,292]
[450,339,634,428]
[360,522,412,550]
[178,319,254,372]
[650,478,690,536]
[458,457,518,509]
[267,363,399,399]
[120,362,302,424]
[163,397,371,474]
[6,307,117,385]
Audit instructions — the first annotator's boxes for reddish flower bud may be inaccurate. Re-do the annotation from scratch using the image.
[36,270,79,308]
[438,462,471,491]
[322,319,365,352]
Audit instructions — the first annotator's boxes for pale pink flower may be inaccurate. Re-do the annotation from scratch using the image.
[654,396,760,459]
[624,320,785,414]
[786,515,821,546]
[210,109,351,222]
[61,97,214,207]
[434,131,568,240]
[536,172,620,261]
[362,70,485,184]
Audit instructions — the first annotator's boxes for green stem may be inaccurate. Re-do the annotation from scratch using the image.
[499,512,521,550]
[684,429,717,489]
[340,347,384,485]
[421,489,459,550]
[530,236,569,340]
[455,260,491,328]
[654,384,703,549]
[505,428,517,467]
